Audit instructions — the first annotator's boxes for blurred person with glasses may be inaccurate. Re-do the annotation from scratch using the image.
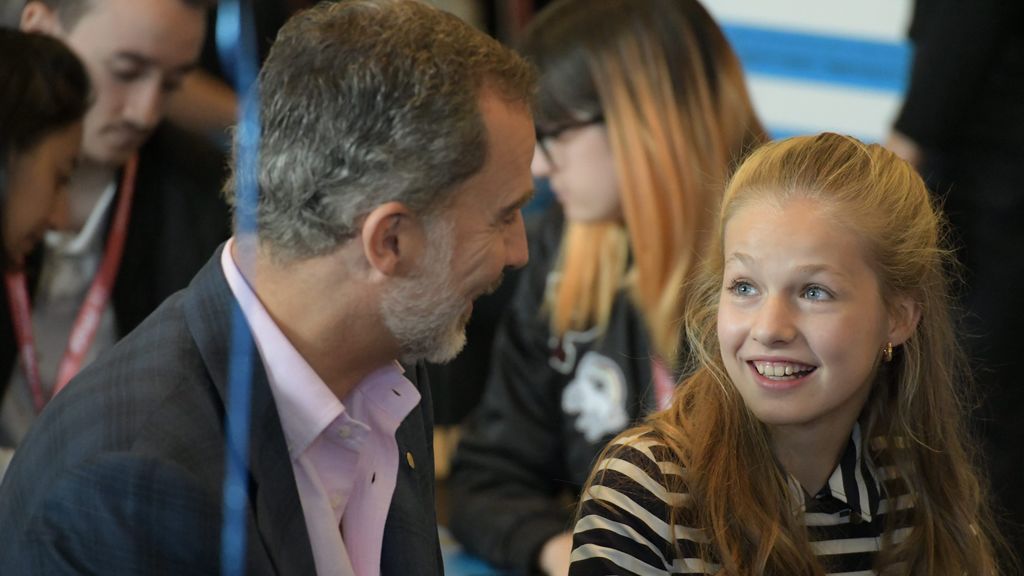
[447,1,767,574]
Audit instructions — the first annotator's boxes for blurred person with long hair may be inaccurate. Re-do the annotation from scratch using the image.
[0,28,88,269]
[447,1,766,573]
[0,28,89,473]
[571,133,1013,575]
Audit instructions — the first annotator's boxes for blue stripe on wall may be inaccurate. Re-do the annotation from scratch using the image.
[723,24,911,93]
[767,126,878,144]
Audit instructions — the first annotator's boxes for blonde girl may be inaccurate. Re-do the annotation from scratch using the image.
[571,133,1012,575]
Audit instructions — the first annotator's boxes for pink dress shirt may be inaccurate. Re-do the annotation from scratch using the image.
[221,240,421,576]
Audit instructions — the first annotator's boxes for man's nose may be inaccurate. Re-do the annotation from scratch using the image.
[505,212,529,270]
[124,79,164,130]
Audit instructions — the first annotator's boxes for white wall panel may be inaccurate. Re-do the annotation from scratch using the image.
[702,0,914,142]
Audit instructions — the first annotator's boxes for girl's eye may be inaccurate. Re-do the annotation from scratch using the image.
[727,280,757,297]
[802,285,833,301]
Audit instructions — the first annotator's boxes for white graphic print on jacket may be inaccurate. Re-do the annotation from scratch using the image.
[561,351,629,443]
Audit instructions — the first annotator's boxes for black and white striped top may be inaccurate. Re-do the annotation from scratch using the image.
[569,424,913,575]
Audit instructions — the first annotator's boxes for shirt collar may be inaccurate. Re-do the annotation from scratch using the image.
[786,422,883,522]
[44,181,117,256]
[219,238,411,458]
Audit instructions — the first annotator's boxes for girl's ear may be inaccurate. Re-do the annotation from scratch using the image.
[888,294,921,346]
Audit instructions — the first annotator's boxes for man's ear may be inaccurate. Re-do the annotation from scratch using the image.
[888,294,922,347]
[21,2,64,35]
[359,202,425,277]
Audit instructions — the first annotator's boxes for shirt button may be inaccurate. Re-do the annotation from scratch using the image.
[406,451,415,469]
[337,425,352,439]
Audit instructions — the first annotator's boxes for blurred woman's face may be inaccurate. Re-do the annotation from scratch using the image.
[532,117,622,223]
[3,122,81,268]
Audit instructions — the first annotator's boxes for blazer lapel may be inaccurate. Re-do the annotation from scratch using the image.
[183,246,317,575]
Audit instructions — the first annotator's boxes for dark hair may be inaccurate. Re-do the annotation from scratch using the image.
[0,28,90,271]
[27,0,214,30]
[0,27,90,190]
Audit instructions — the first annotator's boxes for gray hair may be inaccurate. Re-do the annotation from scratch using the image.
[230,0,535,262]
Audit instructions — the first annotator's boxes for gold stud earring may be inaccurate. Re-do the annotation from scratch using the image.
[882,341,894,363]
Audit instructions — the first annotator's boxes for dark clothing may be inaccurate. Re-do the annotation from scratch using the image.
[0,246,443,575]
[893,0,1024,553]
[894,0,1024,151]
[0,123,231,408]
[0,249,42,402]
[112,122,232,336]
[448,207,663,573]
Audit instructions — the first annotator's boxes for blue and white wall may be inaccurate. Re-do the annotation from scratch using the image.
[703,0,913,142]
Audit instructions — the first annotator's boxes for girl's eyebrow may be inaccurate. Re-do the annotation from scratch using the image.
[793,263,850,281]
[723,252,754,267]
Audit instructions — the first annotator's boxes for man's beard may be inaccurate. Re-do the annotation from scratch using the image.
[379,220,468,364]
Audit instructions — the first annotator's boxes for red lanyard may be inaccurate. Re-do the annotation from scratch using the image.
[4,154,138,412]
[651,356,674,411]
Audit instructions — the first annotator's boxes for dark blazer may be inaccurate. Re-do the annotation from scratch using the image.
[0,246,443,575]
[893,0,1024,151]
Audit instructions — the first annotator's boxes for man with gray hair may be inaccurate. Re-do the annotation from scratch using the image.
[0,1,536,574]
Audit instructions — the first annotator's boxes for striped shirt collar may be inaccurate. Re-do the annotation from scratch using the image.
[786,422,882,523]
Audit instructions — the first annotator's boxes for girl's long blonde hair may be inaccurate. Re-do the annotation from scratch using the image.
[521,0,766,361]
[585,133,1013,574]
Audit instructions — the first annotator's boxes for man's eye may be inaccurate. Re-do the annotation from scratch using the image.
[112,68,143,82]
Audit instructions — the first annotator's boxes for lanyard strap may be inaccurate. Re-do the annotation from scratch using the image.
[4,273,44,412]
[4,153,138,411]
[651,356,675,411]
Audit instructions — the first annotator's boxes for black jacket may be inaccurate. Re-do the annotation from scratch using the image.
[893,0,1024,151]
[448,207,666,573]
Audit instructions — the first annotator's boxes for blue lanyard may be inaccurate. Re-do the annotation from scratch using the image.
[215,2,261,575]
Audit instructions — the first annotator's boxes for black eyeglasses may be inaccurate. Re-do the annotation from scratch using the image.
[535,113,605,168]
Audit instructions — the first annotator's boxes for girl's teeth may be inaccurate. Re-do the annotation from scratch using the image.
[754,362,812,378]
